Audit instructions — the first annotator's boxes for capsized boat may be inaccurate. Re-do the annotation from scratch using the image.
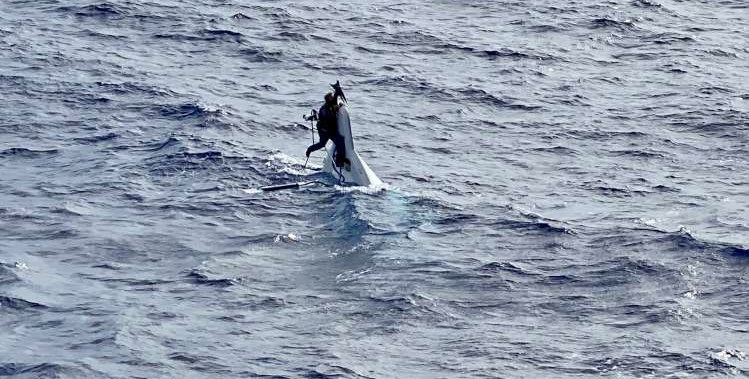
[322,104,383,187]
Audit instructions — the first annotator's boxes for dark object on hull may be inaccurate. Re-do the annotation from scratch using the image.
[331,80,347,104]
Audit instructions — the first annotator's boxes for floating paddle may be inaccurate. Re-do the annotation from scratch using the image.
[260,181,317,192]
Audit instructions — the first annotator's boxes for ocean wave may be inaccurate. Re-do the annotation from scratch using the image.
[372,29,444,47]
[478,261,540,277]
[163,151,224,161]
[495,218,576,235]
[432,213,484,226]
[610,149,670,159]
[437,42,558,61]
[62,93,112,106]
[612,51,662,60]
[202,28,245,44]
[271,31,308,41]
[56,3,131,18]
[0,264,20,285]
[229,12,256,21]
[0,362,87,377]
[301,365,373,379]
[0,147,58,157]
[125,135,181,153]
[631,0,664,8]
[530,146,580,156]
[140,147,237,177]
[0,295,48,312]
[362,76,454,100]
[407,196,463,213]
[592,226,749,258]
[526,23,568,33]
[458,88,542,110]
[69,335,118,350]
[185,268,237,287]
[355,45,389,54]
[583,351,729,377]
[95,81,177,98]
[74,132,118,144]
[582,181,649,197]
[651,184,681,193]
[643,32,696,45]
[154,29,244,43]
[478,48,556,61]
[237,47,283,63]
[566,129,649,140]
[321,198,373,239]
[138,102,235,129]
[156,103,216,119]
[591,256,670,277]
[589,17,639,31]
[244,5,293,20]
[537,256,678,290]
[364,292,453,321]
[705,48,740,58]
[77,28,128,40]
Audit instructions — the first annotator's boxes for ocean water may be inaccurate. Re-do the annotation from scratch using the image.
[1,0,748,378]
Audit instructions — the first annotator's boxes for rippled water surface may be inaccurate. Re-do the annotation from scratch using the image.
[1,0,748,378]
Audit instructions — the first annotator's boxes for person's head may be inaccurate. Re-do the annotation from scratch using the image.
[324,92,335,105]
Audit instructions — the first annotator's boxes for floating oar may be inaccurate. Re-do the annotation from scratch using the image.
[260,181,317,192]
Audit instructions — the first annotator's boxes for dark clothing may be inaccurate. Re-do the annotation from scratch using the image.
[316,104,337,135]
[306,103,347,166]
[306,127,332,155]
[307,126,345,159]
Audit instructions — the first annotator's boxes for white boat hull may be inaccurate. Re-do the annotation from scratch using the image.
[322,105,383,187]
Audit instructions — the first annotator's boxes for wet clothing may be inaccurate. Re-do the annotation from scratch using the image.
[306,124,345,159]
[306,103,347,166]
[317,103,337,135]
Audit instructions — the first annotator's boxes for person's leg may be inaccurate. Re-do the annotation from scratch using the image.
[331,134,348,167]
[306,132,329,156]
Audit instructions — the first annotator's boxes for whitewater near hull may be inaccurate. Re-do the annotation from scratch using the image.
[322,105,383,187]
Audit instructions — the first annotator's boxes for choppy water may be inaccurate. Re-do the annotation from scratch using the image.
[1,0,748,378]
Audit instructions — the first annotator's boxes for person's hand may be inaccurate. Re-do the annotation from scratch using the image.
[305,147,312,157]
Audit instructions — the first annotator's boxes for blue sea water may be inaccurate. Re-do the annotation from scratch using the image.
[1,0,748,378]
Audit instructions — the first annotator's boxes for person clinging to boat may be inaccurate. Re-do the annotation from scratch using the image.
[261,80,382,191]
[305,82,350,168]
